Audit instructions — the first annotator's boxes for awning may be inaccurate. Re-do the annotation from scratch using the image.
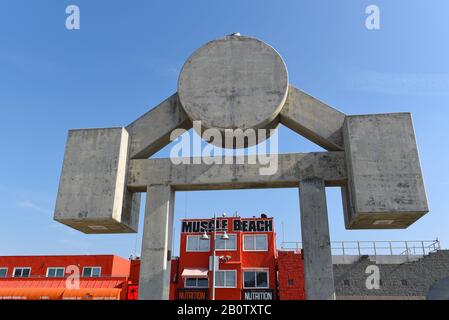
[0,278,125,289]
[181,268,208,278]
[0,288,65,300]
[62,288,121,300]
[0,288,121,300]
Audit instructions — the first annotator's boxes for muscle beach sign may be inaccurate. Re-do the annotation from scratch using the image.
[181,219,273,233]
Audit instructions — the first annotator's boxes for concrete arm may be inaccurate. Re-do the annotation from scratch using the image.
[126,93,192,159]
[280,85,346,151]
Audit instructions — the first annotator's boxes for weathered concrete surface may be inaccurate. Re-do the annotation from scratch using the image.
[127,152,346,191]
[126,93,191,159]
[54,128,140,234]
[280,86,345,151]
[178,35,288,147]
[343,113,429,229]
[333,250,449,300]
[299,178,336,300]
[427,276,449,300]
[138,185,174,300]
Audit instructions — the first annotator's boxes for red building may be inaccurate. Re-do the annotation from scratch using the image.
[169,215,279,300]
[0,215,306,300]
[0,255,139,300]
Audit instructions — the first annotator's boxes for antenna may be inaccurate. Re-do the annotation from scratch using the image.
[184,193,188,218]
[282,221,285,244]
[133,232,138,259]
[172,227,176,257]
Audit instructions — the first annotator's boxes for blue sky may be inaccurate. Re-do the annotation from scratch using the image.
[0,1,448,258]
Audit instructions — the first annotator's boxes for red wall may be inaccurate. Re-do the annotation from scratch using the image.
[111,256,133,277]
[277,251,306,300]
[129,259,141,285]
[0,255,130,278]
[169,259,178,300]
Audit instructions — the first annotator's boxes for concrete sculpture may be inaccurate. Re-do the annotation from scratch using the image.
[54,34,428,300]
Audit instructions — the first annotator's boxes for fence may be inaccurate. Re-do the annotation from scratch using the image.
[280,240,441,256]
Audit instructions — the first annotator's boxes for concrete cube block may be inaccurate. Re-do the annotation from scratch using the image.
[343,113,428,229]
[54,128,140,234]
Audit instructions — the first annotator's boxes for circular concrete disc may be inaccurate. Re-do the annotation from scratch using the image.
[178,35,288,147]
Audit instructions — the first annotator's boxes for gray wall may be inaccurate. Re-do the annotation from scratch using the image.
[333,250,449,300]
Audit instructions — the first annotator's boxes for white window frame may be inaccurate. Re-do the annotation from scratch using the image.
[215,233,237,251]
[214,270,237,288]
[184,277,209,288]
[243,234,268,251]
[186,235,210,252]
[0,268,8,278]
[12,267,31,278]
[82,266,102,278]
[46,267,66,278]
[242,269,269,289]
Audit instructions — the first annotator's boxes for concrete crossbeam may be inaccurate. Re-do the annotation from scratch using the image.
[138,184,175,300]
[127,152,347,191]
[280,86,346,151]
[300,178,336,300]
[126,93,191,159]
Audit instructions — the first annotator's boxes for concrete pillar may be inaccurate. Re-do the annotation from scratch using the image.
[299,178,336,300]
[138,184,175,300]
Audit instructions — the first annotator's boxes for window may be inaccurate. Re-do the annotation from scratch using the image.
[243,234,268,251]
[13,267,31,278]
[184,277,209,288]
[243,270,268,288]
[82,267,101,278]
[343,280,350,286]
[46,267,65,278]
[215,270,236,288]
[187,235,210,252]
[288,279,294,286]
[0,268,7,278]
[215,234,236,250]
[401,280,408,286]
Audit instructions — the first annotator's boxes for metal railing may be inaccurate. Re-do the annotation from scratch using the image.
[280,239,441,256]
